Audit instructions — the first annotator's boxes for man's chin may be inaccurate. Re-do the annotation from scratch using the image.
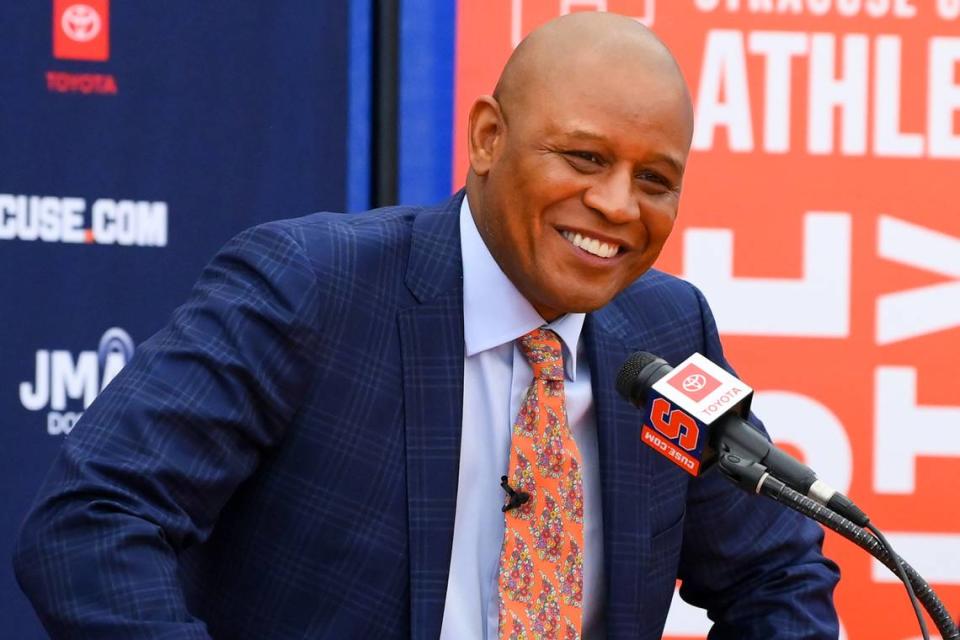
[531,289,618,320]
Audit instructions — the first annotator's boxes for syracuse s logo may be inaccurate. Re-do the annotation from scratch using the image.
[649,397,700,451]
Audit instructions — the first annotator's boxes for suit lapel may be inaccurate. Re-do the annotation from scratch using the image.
[585,304,652,639]
[399,194,465,640]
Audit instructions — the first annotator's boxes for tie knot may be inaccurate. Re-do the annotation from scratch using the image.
[519,328,565,381]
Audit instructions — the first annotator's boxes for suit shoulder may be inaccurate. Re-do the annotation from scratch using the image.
[591,269,715,362]
[227,200,461,311]
[617,268,704,313]
[231,204,436,284]
[257,204,421,254]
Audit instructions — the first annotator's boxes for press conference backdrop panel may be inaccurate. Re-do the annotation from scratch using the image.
[1,2,357,637]
[445,2,960,639]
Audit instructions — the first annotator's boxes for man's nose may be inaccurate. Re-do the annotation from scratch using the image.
[582,166,639,223]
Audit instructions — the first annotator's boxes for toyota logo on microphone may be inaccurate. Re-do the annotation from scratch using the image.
[682,373,707,392]
[61,4,102,42]
[667,363,722,402]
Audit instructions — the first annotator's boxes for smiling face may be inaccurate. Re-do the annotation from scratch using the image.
[466,16,694,321]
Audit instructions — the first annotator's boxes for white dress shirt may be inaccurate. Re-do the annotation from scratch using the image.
[438,197,606,639]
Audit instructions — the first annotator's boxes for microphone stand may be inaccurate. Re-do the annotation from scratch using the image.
[718,453,959,640]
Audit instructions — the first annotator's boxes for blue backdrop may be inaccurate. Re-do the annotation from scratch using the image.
[398,0,456,205]
[1,2,363,636]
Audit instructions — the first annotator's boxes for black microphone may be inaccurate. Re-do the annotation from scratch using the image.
[616,351,869,527]
[500,476,530,512]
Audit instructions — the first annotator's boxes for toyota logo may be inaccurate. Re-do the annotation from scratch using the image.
[61,4,102,43]
[682,373,707,392]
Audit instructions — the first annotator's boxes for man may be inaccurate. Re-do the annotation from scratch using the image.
[14,12,839,639]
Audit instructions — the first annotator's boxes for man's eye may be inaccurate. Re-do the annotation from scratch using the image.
[637,170,672,190]
[566,151,602,165]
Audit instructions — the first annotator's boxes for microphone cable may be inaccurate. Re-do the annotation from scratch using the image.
[865,522,930,640]
[720,454,956,640]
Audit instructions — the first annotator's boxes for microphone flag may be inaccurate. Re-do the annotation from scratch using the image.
[641,353,753,476]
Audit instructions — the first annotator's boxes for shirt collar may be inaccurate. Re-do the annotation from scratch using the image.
[460,196,586,380]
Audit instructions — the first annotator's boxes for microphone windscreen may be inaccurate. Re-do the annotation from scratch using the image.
[616,351,669,406]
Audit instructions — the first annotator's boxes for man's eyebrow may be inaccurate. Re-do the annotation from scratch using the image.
[564,129,606,141]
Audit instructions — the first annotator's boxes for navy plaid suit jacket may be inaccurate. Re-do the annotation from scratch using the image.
[14,192,839,639]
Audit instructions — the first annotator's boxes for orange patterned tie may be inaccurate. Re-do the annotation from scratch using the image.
[498,328,584,640]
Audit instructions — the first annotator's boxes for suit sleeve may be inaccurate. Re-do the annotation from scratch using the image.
[12,222,324,639]
[676,284,841,639]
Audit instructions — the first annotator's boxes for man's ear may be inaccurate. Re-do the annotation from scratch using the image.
[467,95,505,177]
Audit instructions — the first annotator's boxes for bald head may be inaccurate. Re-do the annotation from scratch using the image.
[464,12,695,320]
[493,12,692,127]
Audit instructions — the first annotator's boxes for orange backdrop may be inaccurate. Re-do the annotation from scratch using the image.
[454,2,960,638]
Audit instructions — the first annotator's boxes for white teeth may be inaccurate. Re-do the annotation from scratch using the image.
[561,231,620,258]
